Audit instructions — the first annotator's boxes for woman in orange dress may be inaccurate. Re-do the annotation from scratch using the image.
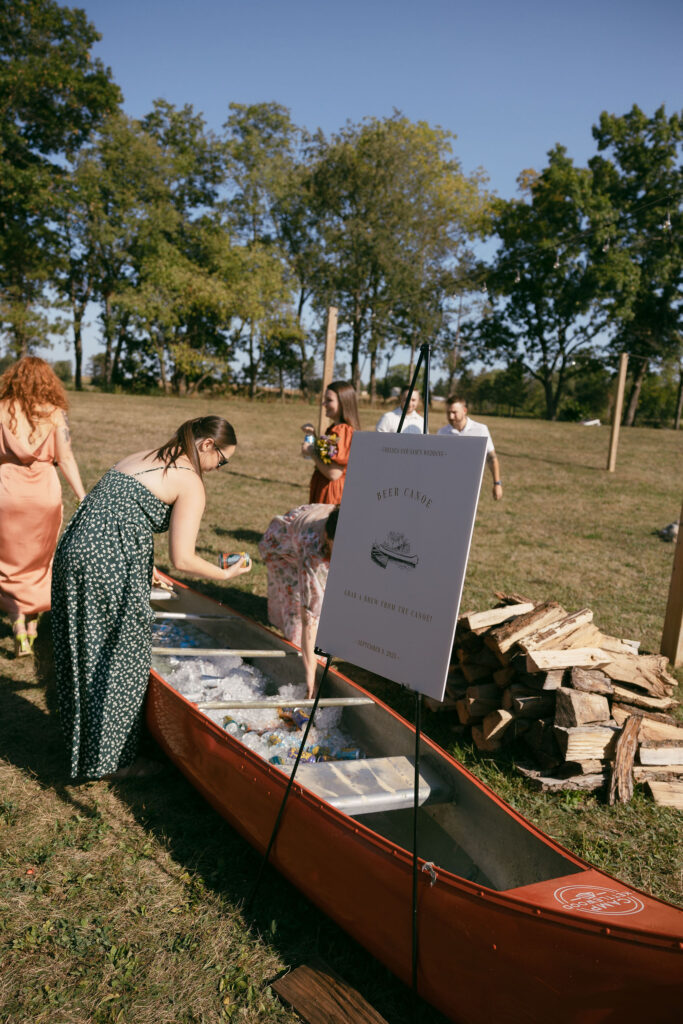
[0,357,86,655]
[302,380,360,505]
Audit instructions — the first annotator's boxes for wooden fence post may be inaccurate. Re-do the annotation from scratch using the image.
[607,352,628,472]
[661,496,683,667]
[318,306,338,436]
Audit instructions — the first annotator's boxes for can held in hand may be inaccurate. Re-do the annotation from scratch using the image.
[218,551,251,570]
[302,432,315,459]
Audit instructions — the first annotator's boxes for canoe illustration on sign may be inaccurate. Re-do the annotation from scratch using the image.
[370,530,419,569]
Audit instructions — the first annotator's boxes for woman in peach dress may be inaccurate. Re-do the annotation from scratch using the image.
[0,357,86,655]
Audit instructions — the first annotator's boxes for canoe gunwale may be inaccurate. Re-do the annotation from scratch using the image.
[146,583,683,950]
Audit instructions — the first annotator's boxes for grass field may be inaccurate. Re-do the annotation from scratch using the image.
[0,392,681,1024]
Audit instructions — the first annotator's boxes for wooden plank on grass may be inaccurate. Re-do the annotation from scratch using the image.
[271,959,390,1024]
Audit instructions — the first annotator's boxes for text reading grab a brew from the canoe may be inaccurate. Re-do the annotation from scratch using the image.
[343,588,433,624]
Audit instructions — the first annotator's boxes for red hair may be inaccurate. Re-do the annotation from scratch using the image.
[0,357,68,439]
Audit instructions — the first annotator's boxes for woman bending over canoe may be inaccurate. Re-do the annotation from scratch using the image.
[259,504,339,697]
[52,416,252,781]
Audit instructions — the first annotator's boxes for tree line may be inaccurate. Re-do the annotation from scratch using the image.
[1,0,681,423]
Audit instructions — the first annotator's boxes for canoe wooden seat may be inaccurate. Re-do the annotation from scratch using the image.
[294,755,451,816]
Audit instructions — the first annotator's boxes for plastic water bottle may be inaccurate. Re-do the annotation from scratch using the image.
[303,432,315,459]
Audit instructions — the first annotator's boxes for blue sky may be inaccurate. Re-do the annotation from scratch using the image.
[52,0,683,363]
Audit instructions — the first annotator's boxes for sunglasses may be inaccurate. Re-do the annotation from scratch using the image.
[214,443,230,468]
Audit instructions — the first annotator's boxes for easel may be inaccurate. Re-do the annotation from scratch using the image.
[250,344,434,1021]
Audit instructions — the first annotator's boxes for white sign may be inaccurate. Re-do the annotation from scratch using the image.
[316,432,487,701]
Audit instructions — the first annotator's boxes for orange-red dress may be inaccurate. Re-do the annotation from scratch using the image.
[308,423,354,505]
[0,423,63,618]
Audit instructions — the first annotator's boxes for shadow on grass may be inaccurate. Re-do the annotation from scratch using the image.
[112,757,447,1024]
[496,446,605,471]
[213,526,263,544]
[227,469,306,490]
[0,617,445,1023]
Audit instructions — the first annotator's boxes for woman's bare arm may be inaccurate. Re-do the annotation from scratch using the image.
[54,411,86,501]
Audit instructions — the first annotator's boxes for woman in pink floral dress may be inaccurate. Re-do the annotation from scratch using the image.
[258,503,339,696]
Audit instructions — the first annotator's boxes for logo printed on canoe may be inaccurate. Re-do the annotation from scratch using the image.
[554,885,644,916]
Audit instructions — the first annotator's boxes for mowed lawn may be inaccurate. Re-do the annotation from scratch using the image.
[0,391,681,1024]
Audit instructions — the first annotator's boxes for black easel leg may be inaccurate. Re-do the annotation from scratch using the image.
[246,654,332,909]
[411,690,422,1021]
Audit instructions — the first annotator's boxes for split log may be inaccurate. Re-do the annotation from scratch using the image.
[559,759,604,776]
[460,661,495,684]
[471,723,503,753]
[599,654,677,697]
[524,718,562,771]
[526,647,608,673]
[458,644,500,669]
[633,764,683,782]
[554,724,620,761]
[481,709,514,741]
[590,632,640,656]
[611,704,683,740]
[493,666,516,688]
[485,601,567,657]
[638,740,683,766]
[646,780,683,809]
[608,715,641,805]
[541,670,566,691]
[510,692,556,719]
[568,666,613,696]
[517,608,593,653]
[461,602,535,632]
[610,685,678,713]
[516,765,606,793]
[554,687,611,728]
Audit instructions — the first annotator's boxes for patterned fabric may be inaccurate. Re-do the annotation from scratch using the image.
[309,422,354,504]
[0,422,62,617]
[258,504,334,646]
[52,469,171,779]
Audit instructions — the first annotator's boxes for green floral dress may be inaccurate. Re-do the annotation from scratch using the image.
[52,469,172,779]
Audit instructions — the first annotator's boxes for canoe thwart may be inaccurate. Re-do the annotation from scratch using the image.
[196,697,374,710]
[151,647,299,658]
[289,755,452,816]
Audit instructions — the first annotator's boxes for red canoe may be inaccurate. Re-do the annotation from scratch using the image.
[146,577,683,1024]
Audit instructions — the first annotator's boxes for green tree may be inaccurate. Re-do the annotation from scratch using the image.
[476,148,607,420]
[0,0,120,355]
[307,113,491,396]
[589,105,683,425]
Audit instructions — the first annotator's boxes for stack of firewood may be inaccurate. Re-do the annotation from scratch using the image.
[440,596,682,809]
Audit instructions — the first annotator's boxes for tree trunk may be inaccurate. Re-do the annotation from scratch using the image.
[624,359,648,426]
[369,346,378,403]
[351,298,362,391]
[102,293,115,387]
[72,319,83,391]
[296,288,309,398]
[674,363,683,430]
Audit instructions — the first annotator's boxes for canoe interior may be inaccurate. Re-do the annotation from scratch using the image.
[151,587,584,893]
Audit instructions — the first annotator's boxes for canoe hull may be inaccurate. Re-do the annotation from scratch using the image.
[146,584,683,1023]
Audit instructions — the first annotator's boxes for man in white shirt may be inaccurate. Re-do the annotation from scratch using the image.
[437,395,503,501]
[375,388,424,434]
